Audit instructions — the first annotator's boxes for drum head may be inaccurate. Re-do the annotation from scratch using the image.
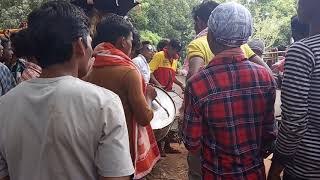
[150,86,176,130]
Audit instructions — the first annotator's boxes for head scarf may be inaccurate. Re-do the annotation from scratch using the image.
[207,2,253,47]
[248,39,265,53]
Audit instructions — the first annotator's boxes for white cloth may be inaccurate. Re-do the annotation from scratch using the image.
[0,76,134,180]
[132,54,150,83]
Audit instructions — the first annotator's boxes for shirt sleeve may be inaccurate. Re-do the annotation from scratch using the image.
[182,81,202,153]
[241,44,256,59]
[0,64,16,96]
[273,42,314,164]
[126,69,154,126]
[187,40,205,60]
[95,95,135,177]
[149,53,162,73]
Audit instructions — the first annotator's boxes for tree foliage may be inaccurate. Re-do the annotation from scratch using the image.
[1,0,298,49]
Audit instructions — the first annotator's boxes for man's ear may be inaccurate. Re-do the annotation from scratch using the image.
[115,36,125,49]
[73,37,86,57]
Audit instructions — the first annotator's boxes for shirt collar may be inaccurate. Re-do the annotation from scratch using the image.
[207,47,247,67]
[138,54,147,62]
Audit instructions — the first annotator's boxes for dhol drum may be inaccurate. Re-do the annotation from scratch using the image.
[150,86,176,141]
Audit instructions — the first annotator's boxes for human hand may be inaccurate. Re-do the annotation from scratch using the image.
[146,84,157,100]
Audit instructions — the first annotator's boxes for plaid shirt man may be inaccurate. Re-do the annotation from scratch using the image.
[20,61,42,83]
[183,48,277,180]
[0,63,16,96]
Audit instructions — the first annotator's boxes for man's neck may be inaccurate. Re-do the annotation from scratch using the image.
[40,62,78,78]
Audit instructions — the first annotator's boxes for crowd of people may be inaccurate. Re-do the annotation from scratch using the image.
[0,0,320,180]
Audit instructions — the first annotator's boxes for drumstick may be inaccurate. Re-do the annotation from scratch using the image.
[154,98,170,117]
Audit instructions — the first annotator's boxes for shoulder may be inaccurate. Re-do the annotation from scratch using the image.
[0,63,11,74]
[188,36,207,48]
[153,51,165,59]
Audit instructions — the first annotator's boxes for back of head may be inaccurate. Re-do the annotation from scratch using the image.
[93,14,133,47]
[291,15,309,41]
[14,1,90,68]
[192,1,219,23]
[0,37,10,48]
[208,2,253,48]
[168,39,182,52]
[157,39,170,52]
[248,39,265,53]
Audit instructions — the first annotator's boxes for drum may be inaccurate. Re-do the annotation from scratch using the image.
[150,86,176,141]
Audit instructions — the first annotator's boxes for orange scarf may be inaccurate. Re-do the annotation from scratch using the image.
[94,43,160,179]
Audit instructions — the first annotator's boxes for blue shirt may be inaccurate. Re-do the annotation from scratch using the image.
[0,63,16,96]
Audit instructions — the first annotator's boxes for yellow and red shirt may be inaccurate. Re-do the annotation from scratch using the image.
[149,51,178,91]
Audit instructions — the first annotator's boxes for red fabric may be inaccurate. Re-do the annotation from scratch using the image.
[183,48,277,179]
[20,61,42,82]
[153,67,176,91]
[94,43,160,179]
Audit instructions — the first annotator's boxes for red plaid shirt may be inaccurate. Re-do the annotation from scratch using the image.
[20,61,42,82]
[183,48,277,180]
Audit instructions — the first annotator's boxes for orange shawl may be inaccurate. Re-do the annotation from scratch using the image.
[94,43,160,179]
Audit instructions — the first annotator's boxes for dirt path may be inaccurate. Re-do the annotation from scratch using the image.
[147,143,188,180]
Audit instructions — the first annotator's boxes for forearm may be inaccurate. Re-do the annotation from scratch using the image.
[150,74,161,87]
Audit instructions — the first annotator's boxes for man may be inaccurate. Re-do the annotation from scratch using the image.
[0,37,26,82]
[149,39,185,156]
[268,0,320,179]
[132,41,155,83]
[248,39,265,58]
[0,39,16,96]
[86,14,160,179]
[183,2,277,180]
[149,39,184,91]
[185,1,272,80]
[272,16,309,74]
[0,1,134,180]
[10,29,42,82]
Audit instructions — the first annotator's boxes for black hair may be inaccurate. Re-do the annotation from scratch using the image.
[168,39,182,52]
[277,45,287,52]
[192,1,219,23]
[132,28,141,52]
[291,15,309,41]
[141,41,151,46]
[10,29,32,58]
[0,37,10,49]
[157,39,170,52]
[13,1,90,68]
[93,14,133,47]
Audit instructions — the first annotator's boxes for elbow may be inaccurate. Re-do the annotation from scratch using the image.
[136,110,154,126]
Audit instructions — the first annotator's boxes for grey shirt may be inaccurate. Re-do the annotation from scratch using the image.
[0,76,134,180]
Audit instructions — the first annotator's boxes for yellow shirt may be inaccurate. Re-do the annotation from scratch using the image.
[149,51,178,73]
[186,35,256,66]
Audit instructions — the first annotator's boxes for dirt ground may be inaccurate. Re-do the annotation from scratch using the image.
[147,143,274,180]
[147,143,188,180]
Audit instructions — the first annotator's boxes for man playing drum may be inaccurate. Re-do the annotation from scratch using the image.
[149,39,185,156]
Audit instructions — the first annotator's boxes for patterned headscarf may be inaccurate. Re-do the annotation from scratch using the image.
[207,2,253,47]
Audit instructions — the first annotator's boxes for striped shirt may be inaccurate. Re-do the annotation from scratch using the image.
[274,34,320,179]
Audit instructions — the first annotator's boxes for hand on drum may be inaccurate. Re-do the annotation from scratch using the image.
[146,84,157,101]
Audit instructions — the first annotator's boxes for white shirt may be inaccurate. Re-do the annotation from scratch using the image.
[132,54,151,83]
[0,76,134,180]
